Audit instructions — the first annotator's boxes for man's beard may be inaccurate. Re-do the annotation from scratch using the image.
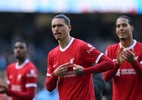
[16,56,24,60]
[55,37,62,41]
[120,37,126,41]
[56,37,60,40]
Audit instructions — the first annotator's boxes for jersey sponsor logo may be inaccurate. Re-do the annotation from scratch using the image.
[121,69,136,75]
[87,43,95,53]
[26,69,37,77]
[116,69,136,76]
[11,85,21,91]
[61,71,76,79]
[116,69,120,76]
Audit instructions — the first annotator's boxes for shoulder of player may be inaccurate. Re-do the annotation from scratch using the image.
[7,62,16,69]
[25,62,38,74]
[74,38,85,43]
[136,41,142,46]
[73,38,89,47]
[26,61,37,69]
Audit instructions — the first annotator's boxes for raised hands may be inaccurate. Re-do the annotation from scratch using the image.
[54,62,84,76]
[116,48,125,65]
[121,48,135,63]
[117,48,135,65]
[54,62,71,76]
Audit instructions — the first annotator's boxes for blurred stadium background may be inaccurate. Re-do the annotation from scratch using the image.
[0,0,142,99]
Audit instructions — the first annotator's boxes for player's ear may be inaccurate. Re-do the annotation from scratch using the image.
[131,25,134,31]
[68,25,71,31]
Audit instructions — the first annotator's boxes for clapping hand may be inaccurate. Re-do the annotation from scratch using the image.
[117,48,135,65]
[116,48,125,65]
[121,48,135,63]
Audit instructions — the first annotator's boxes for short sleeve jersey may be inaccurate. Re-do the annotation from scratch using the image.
[47,38,103,100]
[106,40,142,100]
[6,59,38,100]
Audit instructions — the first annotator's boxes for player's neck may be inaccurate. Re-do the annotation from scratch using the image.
[59,36,72,49]
[120,39,134,48]
[17,58,26,65]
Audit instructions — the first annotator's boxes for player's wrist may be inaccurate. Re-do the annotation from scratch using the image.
[115,60,121,66]
[131,58,137,64]
[53,71,58,77]
[131,56,136,63]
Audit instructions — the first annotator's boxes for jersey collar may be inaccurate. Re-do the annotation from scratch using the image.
[119,39,137,50]
[16,59,29,69]
[60,37,74,52]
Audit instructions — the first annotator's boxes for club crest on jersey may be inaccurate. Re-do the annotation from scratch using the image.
[87,43,95,53]
[70,58,74,64]
[18,74,22,81]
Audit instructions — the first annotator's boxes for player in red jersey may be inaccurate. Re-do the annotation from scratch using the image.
[45,14,114,100]
[0,39,38,100]
[103,15,142,100]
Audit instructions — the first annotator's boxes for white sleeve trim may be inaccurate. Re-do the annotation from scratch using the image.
[140,61,142,64]
[26,83,37,88]
[95,53,104,64]
[46,73,51,76]
[105,50,107,55]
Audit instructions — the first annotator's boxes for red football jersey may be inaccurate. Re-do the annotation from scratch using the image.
[6,59,38,100]
[105,40,142,100]
[47,38,104,100]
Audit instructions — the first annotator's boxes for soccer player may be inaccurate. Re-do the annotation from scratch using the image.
[0,39,38,100]
[45,14,114,100]
[103,15,142,100]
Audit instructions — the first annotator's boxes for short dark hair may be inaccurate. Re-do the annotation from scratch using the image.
[117,15,133,25]
[52,14,71,25]
[15,39,29,48]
